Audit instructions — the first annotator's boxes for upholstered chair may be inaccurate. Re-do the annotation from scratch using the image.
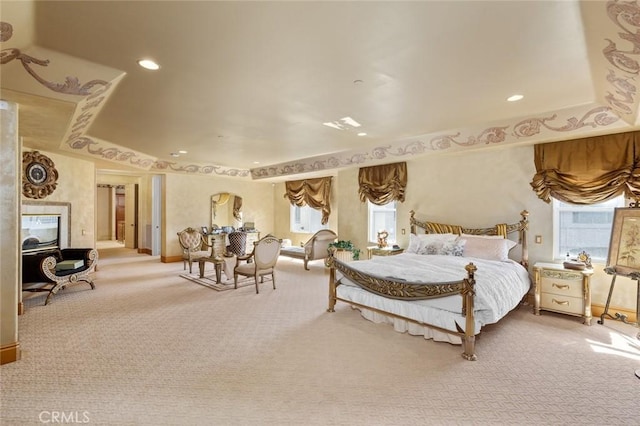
[280,229,337,270]
[177,227,211,273]
[227,231,247,257]
[234,235,282,294]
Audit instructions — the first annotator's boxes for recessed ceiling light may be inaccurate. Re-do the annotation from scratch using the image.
[178,150,187,154]
[138,59,160,70]
[507,94,523,102]
[253,161,260,164]
[323,116,362,130]
[357,132,367,136]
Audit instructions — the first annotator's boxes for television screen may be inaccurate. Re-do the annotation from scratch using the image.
[21,214,60,253]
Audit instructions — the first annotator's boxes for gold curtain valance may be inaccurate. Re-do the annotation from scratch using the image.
[530,131,640,204]
[358,162,407,205]
[284,176,332,224]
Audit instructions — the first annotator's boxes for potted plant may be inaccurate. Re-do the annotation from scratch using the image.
[328,240,361,261]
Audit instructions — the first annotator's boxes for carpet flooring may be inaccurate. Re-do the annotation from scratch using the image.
[2,248,639,425]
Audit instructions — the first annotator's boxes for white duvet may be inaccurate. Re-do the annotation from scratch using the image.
[336,253,531,343]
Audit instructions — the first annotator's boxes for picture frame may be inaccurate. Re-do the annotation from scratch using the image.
[606,207,640,276]
[201,226,209,236]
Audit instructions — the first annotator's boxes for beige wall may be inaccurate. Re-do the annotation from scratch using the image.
[163,174,275,259]
[1,100,21,363]
[21,149,96,248]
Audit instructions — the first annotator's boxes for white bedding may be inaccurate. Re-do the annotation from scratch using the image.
[335,253,531,343]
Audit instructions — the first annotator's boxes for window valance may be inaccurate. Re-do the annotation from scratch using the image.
[358,162,407,205]
[530,131,640,204]
[284,176,332,225]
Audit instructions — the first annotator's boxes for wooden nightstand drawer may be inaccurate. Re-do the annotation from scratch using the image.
[540,277,583,298]
[540,293,584,315]
[533,262,593,325]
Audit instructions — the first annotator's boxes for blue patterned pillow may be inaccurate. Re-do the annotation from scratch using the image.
[420,238,465,256]
[441,238,466,256]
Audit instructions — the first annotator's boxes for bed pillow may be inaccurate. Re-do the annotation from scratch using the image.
[461,233,504,239]
[461,235,517,261]
[419,236,465,256]
[406,233,422,254]
[406,233,457,254]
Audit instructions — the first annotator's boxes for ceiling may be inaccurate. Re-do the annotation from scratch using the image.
[1,1,639,181]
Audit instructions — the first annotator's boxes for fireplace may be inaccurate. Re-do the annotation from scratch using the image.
[21,214,61,253]
[21,201,70,251]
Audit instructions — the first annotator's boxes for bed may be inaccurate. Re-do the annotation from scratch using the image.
[326,210,530,361]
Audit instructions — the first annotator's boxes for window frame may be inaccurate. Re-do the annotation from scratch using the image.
[289,204,327,234]
[552,196,626,261]
[367,200,397,245]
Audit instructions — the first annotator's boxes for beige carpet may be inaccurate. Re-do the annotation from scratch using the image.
[2,248,639,425]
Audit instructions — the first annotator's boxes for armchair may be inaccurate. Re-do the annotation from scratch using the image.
[280,229,337,270]
[177,227,211,274]
[227,231,247,257]
[234,235,282,293]
[22,248,98,305]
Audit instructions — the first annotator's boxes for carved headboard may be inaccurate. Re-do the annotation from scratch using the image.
[409,210,529,268]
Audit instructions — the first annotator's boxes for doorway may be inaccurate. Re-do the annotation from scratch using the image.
[96,183,138,249]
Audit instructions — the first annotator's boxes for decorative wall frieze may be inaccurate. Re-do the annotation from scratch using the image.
[60,73,126,151]
[151,160,251,178]
[67,136,157,170]
[250,104,623,180]
[601,0,640,121]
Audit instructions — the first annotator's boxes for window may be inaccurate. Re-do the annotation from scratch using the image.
[368,201,396,244]
[553,196,625,261]
[290,205,327,233]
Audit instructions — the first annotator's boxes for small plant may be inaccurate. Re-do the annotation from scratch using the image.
[328,240,361,260]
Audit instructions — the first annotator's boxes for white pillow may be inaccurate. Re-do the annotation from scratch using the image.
[406,233,421,254]
[461,235,517,261]
[461,233,504,239]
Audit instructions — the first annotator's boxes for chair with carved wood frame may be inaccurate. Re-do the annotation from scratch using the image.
[177,227,211,274]
[234,235,282,294]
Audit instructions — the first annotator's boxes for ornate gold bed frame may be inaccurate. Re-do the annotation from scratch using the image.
[326,210,529,361]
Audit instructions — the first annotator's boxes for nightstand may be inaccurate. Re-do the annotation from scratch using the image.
[367,246,404,259]
[533,262,593,325]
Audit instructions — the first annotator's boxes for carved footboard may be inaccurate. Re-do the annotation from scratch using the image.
[326,252,479,361]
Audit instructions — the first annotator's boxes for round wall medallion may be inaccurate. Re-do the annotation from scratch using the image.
[22,151,59,199]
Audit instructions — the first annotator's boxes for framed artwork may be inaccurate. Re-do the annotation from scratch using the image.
[607,207,640,276]
[201,226,209,235]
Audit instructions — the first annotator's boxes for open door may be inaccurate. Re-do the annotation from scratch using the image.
[124,183,138,249]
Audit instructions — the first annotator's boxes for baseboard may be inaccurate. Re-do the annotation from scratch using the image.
[1,342,21,365]
[138,248,152,255]
[591,304,637,323]
[161,255,183,263]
